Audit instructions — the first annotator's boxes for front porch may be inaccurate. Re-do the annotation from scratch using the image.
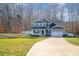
[31,29,51,36]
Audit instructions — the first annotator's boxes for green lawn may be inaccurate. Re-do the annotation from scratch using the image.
[0,35,47,56]
[65,37,79,45]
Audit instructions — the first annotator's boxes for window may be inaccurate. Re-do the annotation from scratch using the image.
[49,30,51,33]
[33,30,39,34]
[34,30,35,33]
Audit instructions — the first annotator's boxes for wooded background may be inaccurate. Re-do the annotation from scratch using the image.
[0,3,79,34]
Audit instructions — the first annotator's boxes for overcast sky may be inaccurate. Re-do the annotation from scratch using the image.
[17,3,69,21]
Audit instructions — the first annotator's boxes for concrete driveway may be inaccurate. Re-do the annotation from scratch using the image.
[27,37,79,56]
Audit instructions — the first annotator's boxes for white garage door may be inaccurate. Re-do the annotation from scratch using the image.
[51,31,63,37]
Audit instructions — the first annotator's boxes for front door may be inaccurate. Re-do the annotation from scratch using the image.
[42,30,44,35]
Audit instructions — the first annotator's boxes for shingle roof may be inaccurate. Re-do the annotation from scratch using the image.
[34,19,50,23]
[52,27,64,29]
[34,20,44,23]
[42,19,50,23]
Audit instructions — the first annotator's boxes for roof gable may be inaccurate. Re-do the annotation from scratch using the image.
[52,25,64,29]
[33,19,50,23]
[50,23,56,28]
[34,20,44,23]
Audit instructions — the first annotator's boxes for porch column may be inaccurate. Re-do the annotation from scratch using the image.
[44,29,46,36]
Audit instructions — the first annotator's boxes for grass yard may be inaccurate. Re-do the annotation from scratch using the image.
[65,37,79,45]
[0,35,47,56]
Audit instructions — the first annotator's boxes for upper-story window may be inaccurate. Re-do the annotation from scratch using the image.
[34,23,45,26]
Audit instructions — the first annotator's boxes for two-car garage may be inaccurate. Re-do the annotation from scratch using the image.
[51,30,64,37]
[51,26,64,37]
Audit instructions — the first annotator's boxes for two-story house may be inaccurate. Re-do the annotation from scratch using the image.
[31,19,64,37]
